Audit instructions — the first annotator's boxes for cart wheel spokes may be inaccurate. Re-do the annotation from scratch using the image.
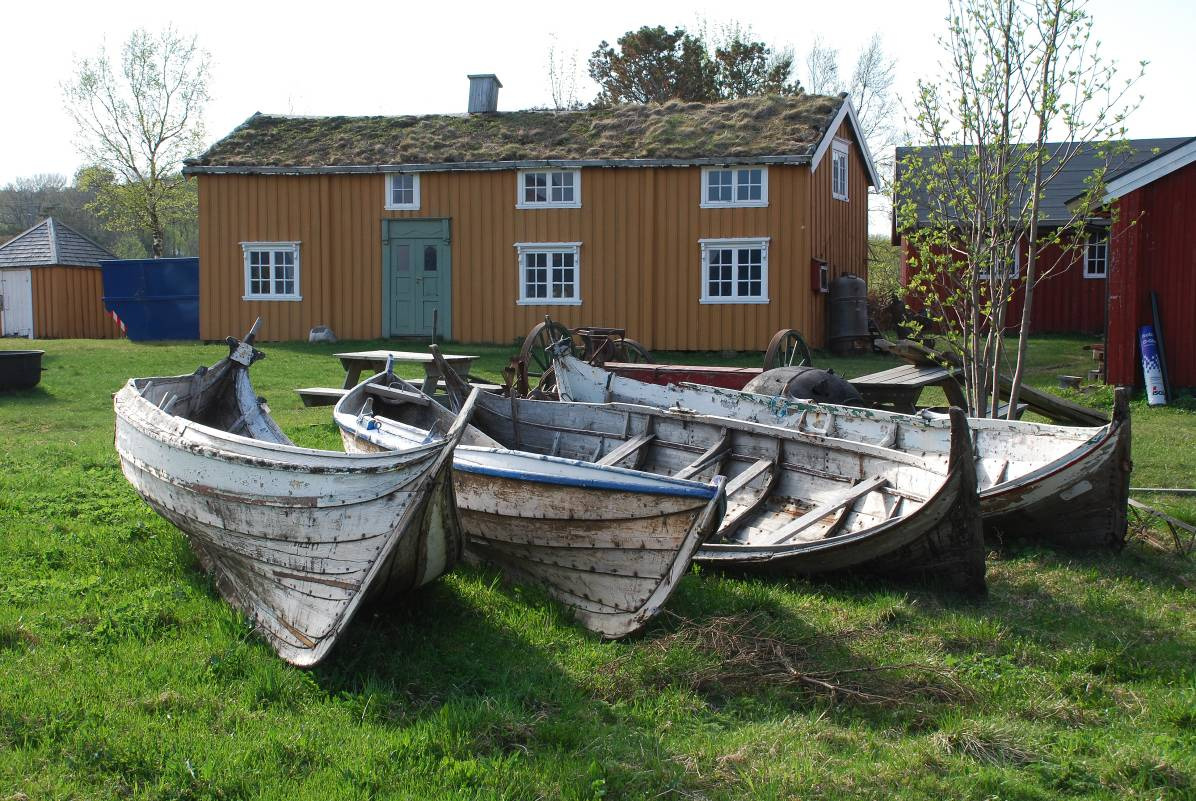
[764,329,812,370]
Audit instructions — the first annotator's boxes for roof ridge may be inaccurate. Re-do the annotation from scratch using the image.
[46,218,60,264]
[50,217,118,261]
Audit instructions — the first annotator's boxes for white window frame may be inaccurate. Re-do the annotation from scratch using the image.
[241,242,301,301]
[831,140,850,201]
[978,246,1020,281]
[384,173,421,210]
[515,169,582,209]
[515,242,582,305]
[699,237,770,304]
[700,166,769,208]
[1084,230,1108,279]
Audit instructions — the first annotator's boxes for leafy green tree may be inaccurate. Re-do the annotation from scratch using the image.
[589,26,719,105]
[587,24,799,106]
[62,27,209,257]
[896,0,1142,417]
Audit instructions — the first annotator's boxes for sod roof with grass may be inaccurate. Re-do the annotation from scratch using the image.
[184,93,852,174]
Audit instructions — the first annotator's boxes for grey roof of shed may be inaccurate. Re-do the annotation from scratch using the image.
[0,218,116,268]
[182,93,879,184]
[894,137,1188,231]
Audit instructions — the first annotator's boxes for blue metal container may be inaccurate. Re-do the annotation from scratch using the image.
[100,258,199,341]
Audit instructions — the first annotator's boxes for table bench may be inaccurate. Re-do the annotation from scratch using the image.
[295,350,482,407]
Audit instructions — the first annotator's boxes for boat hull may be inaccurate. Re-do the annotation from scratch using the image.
[555,351,1130,550]
[114,366,464,667]
[341,426,725,638]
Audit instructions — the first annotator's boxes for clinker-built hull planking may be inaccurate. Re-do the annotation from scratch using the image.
[114,339,468,666]
[554,350,1129,549]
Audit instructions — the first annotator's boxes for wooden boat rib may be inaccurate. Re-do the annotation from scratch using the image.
[334,361,726,638]
[554,348,1130,549]
[113,325,474,666]
[380,350,982,594]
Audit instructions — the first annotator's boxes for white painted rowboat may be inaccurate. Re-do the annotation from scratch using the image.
[113,323,475,666]
[334,359,726,639]
[554,347,1131,549]
[342,349,985,598]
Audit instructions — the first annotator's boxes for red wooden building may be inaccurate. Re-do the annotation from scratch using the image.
[893,138,1187,335]
[1103,137,1196,388]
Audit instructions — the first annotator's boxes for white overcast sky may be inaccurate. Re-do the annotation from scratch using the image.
[2,0,1193,197]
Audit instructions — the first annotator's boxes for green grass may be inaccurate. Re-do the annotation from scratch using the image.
[1,335,1193,800]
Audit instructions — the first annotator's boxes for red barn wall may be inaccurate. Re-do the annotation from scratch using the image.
[898,235,1105,334]
[1107,159,1196,387]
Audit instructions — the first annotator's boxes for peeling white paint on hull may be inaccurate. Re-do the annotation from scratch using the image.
[114,346,468,666]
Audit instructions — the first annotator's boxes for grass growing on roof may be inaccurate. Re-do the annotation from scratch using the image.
[0,335,1193,800]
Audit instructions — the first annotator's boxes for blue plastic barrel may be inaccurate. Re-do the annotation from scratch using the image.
[100,258,199,341]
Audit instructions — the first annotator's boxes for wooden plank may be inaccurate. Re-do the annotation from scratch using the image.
[759,476,889,545]
[364,383,429,405]
[295,387,348,407]
[596,433,656,466]
[675,427,730,479]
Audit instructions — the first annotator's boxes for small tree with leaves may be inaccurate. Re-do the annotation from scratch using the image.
[895,0,1142,418]
[63,27,209,257]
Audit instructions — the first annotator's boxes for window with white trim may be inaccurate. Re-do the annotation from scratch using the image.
[242,242,300,301]
[385,173,421,210]
[831,140,849,201]
[701,167,768,207]
[516,169,581,208]
[978,246,1019,280]
[1084,230,1108,278]
[515,242,581,305]
[699,238,769,304]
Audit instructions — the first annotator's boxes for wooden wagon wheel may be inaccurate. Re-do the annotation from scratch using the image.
[763,329,813,370]
[615,338,655,364]
[518,318,575,397]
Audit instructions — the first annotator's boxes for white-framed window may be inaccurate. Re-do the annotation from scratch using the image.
[241,242,300,301]
[699,237,769,304]
[515,242,581,305]
[516,169,581,208]
[831,140,850,201]
[1084,230,1108,278]
[979,246,1020,280]
[385,173,421,210]
[700,166,768,208]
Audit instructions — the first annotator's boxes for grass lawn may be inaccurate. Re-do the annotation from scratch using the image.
[0,334,1193,800]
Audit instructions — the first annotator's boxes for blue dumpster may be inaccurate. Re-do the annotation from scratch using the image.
[100,258,199,341]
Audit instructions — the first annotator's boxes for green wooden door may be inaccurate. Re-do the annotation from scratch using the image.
[383,219,451,338]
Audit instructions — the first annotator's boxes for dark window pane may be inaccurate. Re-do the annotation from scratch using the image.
[396,244,410,272]
[424,245,437,272]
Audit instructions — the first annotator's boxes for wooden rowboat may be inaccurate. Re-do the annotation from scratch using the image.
[554,348,1131,549]
[334,361,726,638]
[113,324,474,666]
[356,350,984,594]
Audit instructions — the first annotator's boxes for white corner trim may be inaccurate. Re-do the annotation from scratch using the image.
[809,96,880,188]
[515,168,583,209]
[1102,137,1196,202]
[384,173,422,211]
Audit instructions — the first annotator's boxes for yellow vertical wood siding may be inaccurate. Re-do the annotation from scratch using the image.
[198,156,868,348]
[31,266,121,339]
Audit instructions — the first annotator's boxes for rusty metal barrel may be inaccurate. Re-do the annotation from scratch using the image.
[828,273,870,355]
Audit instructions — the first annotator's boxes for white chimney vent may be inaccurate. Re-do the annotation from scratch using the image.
[467,74,502,113]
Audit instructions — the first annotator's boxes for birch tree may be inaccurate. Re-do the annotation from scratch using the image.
[895,0,1142,417]
[63,27,209,257]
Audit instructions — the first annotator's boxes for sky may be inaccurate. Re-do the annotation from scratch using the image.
[2,0,1193,228]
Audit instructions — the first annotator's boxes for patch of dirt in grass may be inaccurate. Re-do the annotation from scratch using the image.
[0,623,38,651]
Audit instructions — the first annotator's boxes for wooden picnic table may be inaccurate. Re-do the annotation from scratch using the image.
[334,350,479,393]
[850,362,965,413]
